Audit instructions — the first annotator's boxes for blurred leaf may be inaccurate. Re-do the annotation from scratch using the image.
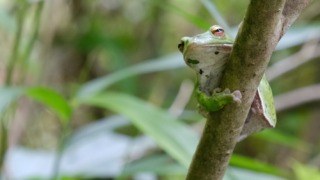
[75,53,183,100]
[292,161,320,180]
[0,86,23,113]
[230,154,287,177]
[122,154,186,176]
[225,167,285,180]
[0,7,16,32]
[253,129,309,151]
[123,154,286,180]
[277,24,320,50]
[26,87,72,124]
[81,92,199,168]
[8,116,155,179]
[200,0,232,35]
[163,2,210,30]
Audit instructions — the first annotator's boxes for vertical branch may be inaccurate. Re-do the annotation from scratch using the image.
[5,2,27,85]
[186,0,311,179]
[19,1,44,83]
[1,1,28,171]
[0,117,8,171]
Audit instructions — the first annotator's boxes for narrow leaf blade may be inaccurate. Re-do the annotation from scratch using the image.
[81,92,199,168]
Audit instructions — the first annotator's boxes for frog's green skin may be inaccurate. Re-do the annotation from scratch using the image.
[178,25,276,139]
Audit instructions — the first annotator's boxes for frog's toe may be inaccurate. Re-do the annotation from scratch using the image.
[232,90,242,104]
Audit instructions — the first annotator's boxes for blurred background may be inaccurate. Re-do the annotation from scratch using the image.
[0,0,320,179]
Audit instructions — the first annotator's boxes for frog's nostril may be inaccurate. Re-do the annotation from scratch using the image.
[178,41,184,53]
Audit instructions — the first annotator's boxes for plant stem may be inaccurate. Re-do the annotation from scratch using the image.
[0,117,8,171]
[51,122,72,179]
[20,1,44,83]
[5,3,27,85]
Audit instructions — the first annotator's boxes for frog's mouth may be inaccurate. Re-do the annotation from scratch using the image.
[178,40,232,54]
[182,43,233,54]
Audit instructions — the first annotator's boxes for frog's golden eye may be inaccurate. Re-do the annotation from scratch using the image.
[210,25,225,37]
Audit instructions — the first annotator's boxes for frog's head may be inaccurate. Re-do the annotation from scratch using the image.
[178,25,233,54]
[178,25,233,74]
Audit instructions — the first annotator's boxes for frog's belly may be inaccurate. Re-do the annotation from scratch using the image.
[198,53,229,95]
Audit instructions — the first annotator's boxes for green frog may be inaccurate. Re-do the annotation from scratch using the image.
[178,25,276,139]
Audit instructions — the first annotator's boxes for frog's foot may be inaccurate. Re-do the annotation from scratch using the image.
[197,88,242,112]
[231,90,242,104]
[213,88,242,104]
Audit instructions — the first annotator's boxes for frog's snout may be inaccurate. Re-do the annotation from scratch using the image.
[178,37,190,53]
[178,41,184,53]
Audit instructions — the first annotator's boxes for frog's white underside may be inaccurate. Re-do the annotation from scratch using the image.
[183,44,232,95]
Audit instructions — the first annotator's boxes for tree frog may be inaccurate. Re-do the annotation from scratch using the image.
[178,25,276,140]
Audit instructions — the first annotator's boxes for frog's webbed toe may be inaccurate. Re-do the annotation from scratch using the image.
[212,88,242,104]
[231,90,242,104]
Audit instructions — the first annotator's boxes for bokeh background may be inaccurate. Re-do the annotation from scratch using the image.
[0,0,320,179]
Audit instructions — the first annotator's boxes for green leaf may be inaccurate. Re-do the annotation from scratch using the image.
[0,86,24,113]
[276,24,320,50]
[81,92,199,168]
[122,154,187,176]
[75,53,183,100]
[230,154,287,177]
[163,2,210,30]
[252,129,309,151]
[26,87,72,124]
[292,161,320,180]
[0,7,16,33]
[200,0,232,35]
[225,167,285,180]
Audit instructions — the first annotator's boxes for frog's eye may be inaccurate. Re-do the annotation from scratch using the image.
[210,25,225,37]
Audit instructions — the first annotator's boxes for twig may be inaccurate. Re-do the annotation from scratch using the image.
[19,1,44,83]
[0,117,8,171]
[186,0,311,179]
[5,3,27,85]
[168,79,194,117]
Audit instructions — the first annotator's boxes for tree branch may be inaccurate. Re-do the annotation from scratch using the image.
[186,0,312,179]
[281,0,312,36]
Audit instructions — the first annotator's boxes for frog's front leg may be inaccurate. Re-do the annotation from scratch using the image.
[196,87,242,112]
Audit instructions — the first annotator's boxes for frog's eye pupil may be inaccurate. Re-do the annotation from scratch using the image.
[216,28,223,32]
[210,26,225,37]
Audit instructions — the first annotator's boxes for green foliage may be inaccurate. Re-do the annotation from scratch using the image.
[75,53,183,100]
[0,86,71,124]
[0,87,23,113]
[122,155,187,176]
[26,87,72,125]
[230,154,286,176]
[81,92,198,168]
[292,161,320,180]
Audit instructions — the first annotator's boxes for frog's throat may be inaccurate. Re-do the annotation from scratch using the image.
[197,61,227,95]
